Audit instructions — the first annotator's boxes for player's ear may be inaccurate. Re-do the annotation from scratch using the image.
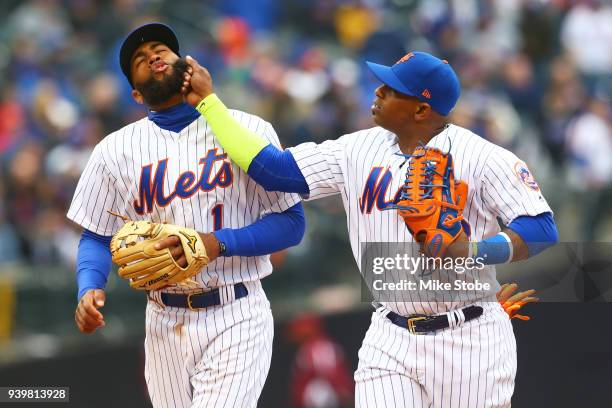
[131,89,144,105]
[414,102,432,121]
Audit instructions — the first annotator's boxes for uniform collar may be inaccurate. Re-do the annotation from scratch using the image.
[148,102,200,133]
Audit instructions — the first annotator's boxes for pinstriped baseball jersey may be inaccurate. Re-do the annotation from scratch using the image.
[67,110,300,292]
[289,123,551,316]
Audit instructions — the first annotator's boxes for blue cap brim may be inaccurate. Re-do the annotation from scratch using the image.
[366,61,416,98]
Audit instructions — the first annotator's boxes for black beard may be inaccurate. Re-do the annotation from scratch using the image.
[134,58,189,107]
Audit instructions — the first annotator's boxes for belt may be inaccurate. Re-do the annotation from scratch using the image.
[159,283,248,310]
[386,305,483,334]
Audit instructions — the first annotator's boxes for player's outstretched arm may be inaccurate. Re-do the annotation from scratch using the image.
[181,56,267,172]
[181,56,309,194]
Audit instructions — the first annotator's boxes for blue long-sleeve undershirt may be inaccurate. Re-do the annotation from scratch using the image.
[507,211,558,257]
[248,144,309,194]
[213,202,305,257]
[76,202,305,300]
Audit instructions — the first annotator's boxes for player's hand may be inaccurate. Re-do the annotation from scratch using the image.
[154,232,220,266]
[75,289,106,334]
[496,283,539,321]
[181,55,214,107]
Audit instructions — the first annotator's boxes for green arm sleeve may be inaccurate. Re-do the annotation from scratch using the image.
[196,94,270,172]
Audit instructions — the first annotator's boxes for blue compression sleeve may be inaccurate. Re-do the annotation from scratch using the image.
[76,230,112,300]
[248,144,309,195]
[508,212,558,257]
[213,202,305,257]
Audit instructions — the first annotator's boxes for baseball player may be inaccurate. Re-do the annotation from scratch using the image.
[68,23,305,407]
[180,52,558,407]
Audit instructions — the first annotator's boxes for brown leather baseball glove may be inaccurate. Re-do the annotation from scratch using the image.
[110,220,209,291]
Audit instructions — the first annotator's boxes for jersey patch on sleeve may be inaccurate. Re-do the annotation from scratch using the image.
[514,161,539,191]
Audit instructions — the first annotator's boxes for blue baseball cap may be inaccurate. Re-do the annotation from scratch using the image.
[366,52,460,116]
[120,23,181,88]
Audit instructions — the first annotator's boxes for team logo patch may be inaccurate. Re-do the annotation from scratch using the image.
[514,161,539,191]
[395,52,414,65]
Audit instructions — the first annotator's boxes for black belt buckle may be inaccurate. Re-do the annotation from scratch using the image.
[186,292,196,310]
[387,305,484,335]
[407,316,428,334]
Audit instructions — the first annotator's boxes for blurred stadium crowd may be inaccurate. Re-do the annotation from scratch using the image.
[0,0,610,291]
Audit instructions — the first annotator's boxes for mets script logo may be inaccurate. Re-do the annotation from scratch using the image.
[514,161,539,191]
[359,167,402,214]
[134,148,234,215]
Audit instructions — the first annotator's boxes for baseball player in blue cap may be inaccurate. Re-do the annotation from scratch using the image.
[180,51,557,406]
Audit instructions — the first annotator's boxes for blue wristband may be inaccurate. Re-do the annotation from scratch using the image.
[473,232,512,265]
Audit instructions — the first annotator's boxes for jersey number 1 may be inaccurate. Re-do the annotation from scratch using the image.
[211,204,223,231]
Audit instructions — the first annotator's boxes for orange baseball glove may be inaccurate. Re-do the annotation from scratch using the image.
[497,283,539,320]
[391,146,470,257]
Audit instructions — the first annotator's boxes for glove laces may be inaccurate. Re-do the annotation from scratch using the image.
[385,144,453,211]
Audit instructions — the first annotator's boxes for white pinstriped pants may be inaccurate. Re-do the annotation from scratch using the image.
[144,281,273,408]
[355,302,517,408]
